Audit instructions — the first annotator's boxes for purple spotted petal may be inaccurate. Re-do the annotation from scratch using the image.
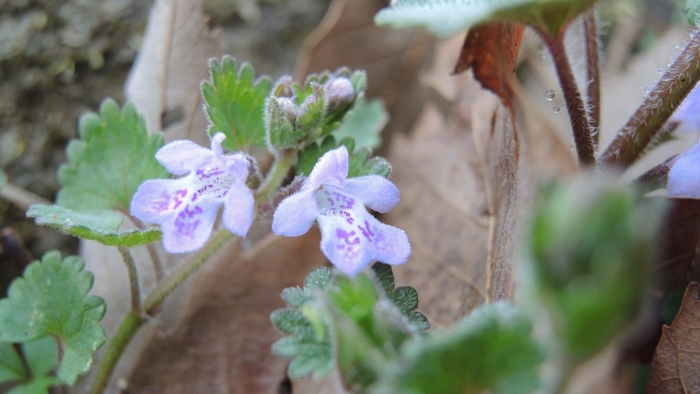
[305,146,349,190]
[161,201,220,253]
[130,178,192,224]
[156,140,213,175]
[345,176,400,213]
[222,178,255,237]
[668,140,700,198]
[271,189,318,237]
[317,208,410,276]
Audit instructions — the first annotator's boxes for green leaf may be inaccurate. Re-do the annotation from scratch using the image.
[23,337,58,378]
[0,251,106,385]
[0,343,26,384]
[349,148,392,178]
[7,376,58,394]
[56,99,169,213]
[266,97,304,151]
[0,169,7,191]
[371,263,430,333]
[684,0,700,26]
[202,56,273,151]
[27,204,161,247]
[373,302,544,394]
[375,0,597,38]
[527,176,666,359]
[271,267,336,379]
[296,83,328,141]
[332,100,387,150]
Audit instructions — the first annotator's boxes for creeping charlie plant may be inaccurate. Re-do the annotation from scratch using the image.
[1,0,699,393]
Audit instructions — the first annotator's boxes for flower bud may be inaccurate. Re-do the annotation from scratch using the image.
[324,77,355,113]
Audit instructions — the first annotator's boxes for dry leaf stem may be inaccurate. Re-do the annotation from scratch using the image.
[539,31,596,166]
[583,9,601,145]
[600,28,700,168]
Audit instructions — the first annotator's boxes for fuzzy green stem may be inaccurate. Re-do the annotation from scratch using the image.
[89,312,144,394]
[117,246,141,312]
[255,150,297,205]
[600,28,700,168]
[539,31,596,166]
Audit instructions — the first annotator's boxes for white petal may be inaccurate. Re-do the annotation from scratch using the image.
[222,178,255,237]
[305,146,349,190]
[161,201,219,253]
[156,140,212,175]
[271,189,318,236]
[668,140,700,198]
[130,177,191,224]
[345,176,400,213]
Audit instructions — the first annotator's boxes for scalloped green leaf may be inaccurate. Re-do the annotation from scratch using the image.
[332,100,386,150]
[371,263,430,332]
[0,251,106,385]
[56,99,169,213]
[0,342,26,384]
[372,302,544,394]
[684,0,700,26]
[202,56,273,151]
[27,205,161,247]
[375,0,597,38]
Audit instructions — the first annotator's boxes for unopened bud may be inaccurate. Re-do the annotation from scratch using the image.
[276,97,297,123]
[324,77,355,113]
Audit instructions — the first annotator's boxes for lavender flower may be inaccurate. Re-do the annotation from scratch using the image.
[668,84,700,198]
[272,146,410,276]
[131,133,254,253]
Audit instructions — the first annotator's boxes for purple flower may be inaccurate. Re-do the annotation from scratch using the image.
[668,84,700,198]
[131,133,254,253]
[272,146,410,276]
[671,84,700,131]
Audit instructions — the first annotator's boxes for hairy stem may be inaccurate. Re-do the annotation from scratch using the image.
[89,312,144,394]
[255,149,298,205]
[583,9,601,145]
[600,29,700,168]
[539,31,596,166]
[117,247,141,312]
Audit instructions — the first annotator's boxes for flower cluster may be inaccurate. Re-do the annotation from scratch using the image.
[131,137,410,276]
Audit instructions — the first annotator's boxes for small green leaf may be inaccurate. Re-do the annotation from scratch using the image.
[0,342,26,384]
[7,375,58,394]
[202,56,273,151]
[56,99,169,212]
[371,263,430,333]
[0,169,7,191]
[332,100,386,150]
[684,0,700,26]
[375,0,597,38]
[23,337,58,380]
[373,302,543,394]
[271,267,336,379]
[349,149,392,178]
[27,205,161,247]
[297,83,327,141]
[0,251,106,385]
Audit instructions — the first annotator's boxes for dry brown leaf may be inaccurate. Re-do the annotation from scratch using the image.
[125,0,221,145]
[453,22,524,108]
[646,282,700,393]
[128,230,328,393]
[657,199,700,291]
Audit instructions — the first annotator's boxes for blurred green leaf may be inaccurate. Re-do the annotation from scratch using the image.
[23,337,58,379]
[0,169,6,191]
[349,148,392,178]
[27,205,161,247]
[0,343,26,384]
[7,375,58,394]
[372,302,543,394]
[332,100,387,150]
[0,338,58,392]
[0,251,106,385]
[202,56,273,151]
[684,0,700,26]
[375,0,597,38]
[371,263,430,332]
[528,177,666,359]
[56,99,168,213]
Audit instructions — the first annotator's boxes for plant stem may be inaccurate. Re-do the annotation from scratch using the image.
[89,312,144,394]
[539,31,596,166]
[600,29,700,169]
[255,149,298,205]
[117,247,141,313]
[583,9,601,145]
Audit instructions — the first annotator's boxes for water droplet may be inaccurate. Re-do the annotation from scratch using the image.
[553,106,560,113]
[658,68,664,74]
[544,90,555,101]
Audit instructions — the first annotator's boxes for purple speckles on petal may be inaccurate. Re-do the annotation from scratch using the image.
[130,132,254,254]
[272,146,411,276]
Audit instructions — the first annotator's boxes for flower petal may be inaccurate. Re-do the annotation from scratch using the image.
[345,176,400,213]
[130,178,192,224]
[668,140,700,198]
[672,84,700,130]
[305,146,349,190]
[222,178,255,237]
[221,153,250,181]
[271,189,318,237]
[156,140,213,175]
[161,202,219,253]
[317,208,410,276]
